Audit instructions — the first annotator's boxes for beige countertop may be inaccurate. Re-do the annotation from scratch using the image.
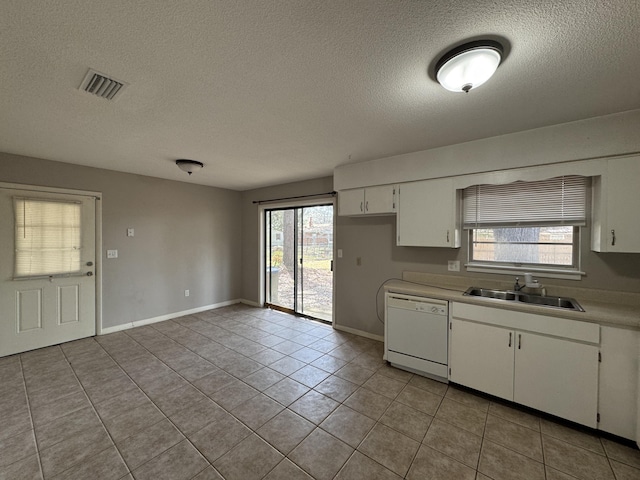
[384,278,640,330]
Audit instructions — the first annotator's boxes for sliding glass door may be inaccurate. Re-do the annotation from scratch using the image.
[265,204,333,322]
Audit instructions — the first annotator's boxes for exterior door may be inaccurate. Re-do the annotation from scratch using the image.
[0,187,96,357]
[265,204,334,322]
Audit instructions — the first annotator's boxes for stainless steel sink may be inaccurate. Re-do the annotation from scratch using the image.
[463,287,584,312]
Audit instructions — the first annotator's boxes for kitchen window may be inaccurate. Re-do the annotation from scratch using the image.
[463,175,588,278]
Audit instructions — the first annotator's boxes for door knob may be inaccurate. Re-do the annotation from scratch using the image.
[86,261,93,266]
[86,271,93,276]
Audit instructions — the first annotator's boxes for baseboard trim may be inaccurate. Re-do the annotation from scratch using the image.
[333,324,384,343]
[240,299,261,307]
[99,299,242,335]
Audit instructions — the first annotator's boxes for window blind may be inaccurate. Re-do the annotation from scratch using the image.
[463,175,588,229]
[14,197,82,277]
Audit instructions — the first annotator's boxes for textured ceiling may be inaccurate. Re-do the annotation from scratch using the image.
[1,1,639,190]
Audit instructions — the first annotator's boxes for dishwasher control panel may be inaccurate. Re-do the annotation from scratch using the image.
[415,304,446,315]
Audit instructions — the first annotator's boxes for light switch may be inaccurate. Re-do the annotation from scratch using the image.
[107,250,118,259]
[337,249,343,258]
[127,228,134,237]
[448,260,460,272]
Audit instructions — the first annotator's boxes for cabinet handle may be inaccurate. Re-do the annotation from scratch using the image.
[365,201,369,212]
[518,334,522,350]
[611,229,616,246]
[508,332,512,347]
[360,201,363,212]
[446,230,450,243]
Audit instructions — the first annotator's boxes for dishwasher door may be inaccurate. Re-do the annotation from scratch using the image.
[385,293,449,380]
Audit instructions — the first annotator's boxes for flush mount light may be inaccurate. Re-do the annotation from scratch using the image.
[436,40,503,93]
[176,159,204,175]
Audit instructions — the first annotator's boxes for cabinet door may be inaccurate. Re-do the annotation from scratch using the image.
[365,185,396,214]
[397,178,458,247]
[449,319,514,401]
[514,332,599,428]
[338,189,365,216]
[605,157,640,252]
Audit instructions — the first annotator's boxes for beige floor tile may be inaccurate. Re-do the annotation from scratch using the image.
[540,419,605,454]
[407,375,448,396]
[289,390,339,424]
[116,418,184,470]
[264,378,310,406]
[335,364,376,385]
[335,451,402,480]
[320,405,375,448]
[189,412,251,462]
[94,387,149,421]
[602,438,640,468]
[484,414,542,461]
[214,434,283,480]
[344,387,393,420]
[423,418,482,468]
[611,459,640,480]
[263,459,313,480]
[192,466,224,480]
[231,393,284,429]
[257,409,315,454]
[0,453,42,480]
[362,372,406,399]
[407,444,476,480]
[314,375,359,402]
[209,381,259,410]
[488,401,540,431]
[478,439,545,480]
[376,364,413,382]
[542,435,615,480]
[379,401,433,442]
[268,356,306,376]
[545,466,580,479]
[242,367,286,391]
[358,423,420,477]
[192,369,237,395]
[40,426,113,478]
[169,398,227,436]
[435,397,487,436]
[349,353,386,372]
[152,384,207,417]
[290,365,331,388]
[131,440,208,480]
[272,340,304,355]
[289,347,325,364]
[50,445,128,480]
[396,384,443,416]
[35,406,102,450]
[0,410,32,443]
[176,358,218,382]
[311,354,349,373]
[103,402,164,441]
[289,428,354,480]
[445,387,490,412]
[250,348,286,366]
[0,429,37,468]
[30,390,92,427]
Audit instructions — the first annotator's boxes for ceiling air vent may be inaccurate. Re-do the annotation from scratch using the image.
[79,69,128,100]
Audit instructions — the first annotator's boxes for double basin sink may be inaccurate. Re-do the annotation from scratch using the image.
[463,287,584,312]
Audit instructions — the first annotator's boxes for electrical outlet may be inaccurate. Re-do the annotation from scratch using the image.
[127,228,134,237]
[107,250,118,259]
[184,290,189,297]
[448,260,460,272]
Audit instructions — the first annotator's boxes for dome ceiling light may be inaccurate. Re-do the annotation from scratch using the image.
[436,40,503,93]
[176,159,204,175]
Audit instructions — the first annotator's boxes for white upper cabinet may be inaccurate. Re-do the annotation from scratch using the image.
[592,156,640,253]
[396,178,460,247]
[338,185,396,216]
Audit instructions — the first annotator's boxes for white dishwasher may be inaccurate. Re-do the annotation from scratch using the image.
[384,292,449,382]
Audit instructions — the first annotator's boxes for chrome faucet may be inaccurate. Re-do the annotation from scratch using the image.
[514,277,525,291]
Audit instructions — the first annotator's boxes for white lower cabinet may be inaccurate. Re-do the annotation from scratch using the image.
[449,304,600,429]
[514,332,598,428]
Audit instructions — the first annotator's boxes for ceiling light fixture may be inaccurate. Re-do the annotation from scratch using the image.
[436,40,503,93]
[175,159,204,175]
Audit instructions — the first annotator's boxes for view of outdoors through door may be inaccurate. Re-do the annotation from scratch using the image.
[265,204,333,322]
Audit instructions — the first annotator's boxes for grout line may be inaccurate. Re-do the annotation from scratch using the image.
[17,354,46,480]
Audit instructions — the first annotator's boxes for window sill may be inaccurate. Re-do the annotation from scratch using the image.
[465,263,585,281]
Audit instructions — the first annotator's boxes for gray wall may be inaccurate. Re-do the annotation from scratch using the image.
[0,153,242,329]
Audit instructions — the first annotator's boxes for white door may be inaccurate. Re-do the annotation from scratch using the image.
[514,331,599,428]
[0,187,96,357]
[449,319,515,401]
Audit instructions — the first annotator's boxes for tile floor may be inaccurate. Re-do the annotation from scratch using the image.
[1,304,639,480]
